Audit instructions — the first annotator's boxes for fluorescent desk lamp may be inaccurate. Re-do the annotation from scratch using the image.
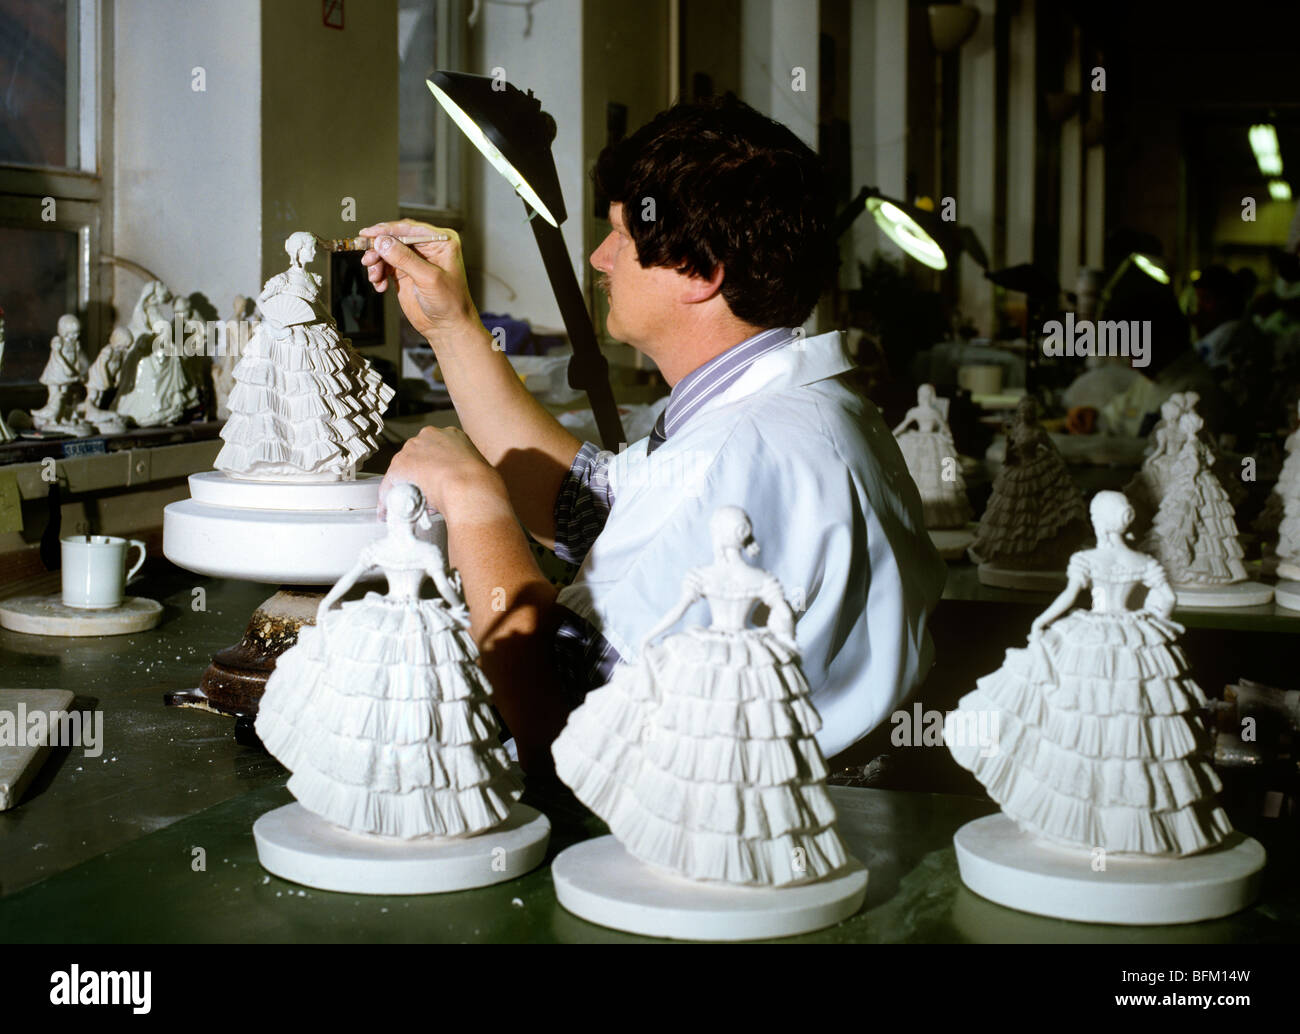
[427,71,625,450]
[837,187,988,272]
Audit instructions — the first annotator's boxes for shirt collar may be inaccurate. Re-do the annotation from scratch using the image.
[662,327,798,438]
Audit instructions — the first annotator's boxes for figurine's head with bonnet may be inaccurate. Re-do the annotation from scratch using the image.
[711,505,760,559]
[383,480,434,534]
[1089,489,1134,539]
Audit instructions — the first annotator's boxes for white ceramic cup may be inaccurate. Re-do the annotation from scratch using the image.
[61,535,147,609]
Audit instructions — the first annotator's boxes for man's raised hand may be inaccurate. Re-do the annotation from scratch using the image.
[359,219,478,342]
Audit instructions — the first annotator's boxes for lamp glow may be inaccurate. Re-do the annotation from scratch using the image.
[426,78,559,227]
[1133,253,1170,284]
[1250,123,1283,177]
[867,198,948,270]
[1269,179,1292,202]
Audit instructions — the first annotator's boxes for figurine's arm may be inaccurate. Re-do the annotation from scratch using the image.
[1029,572,1084,639]
[317,556,374,621]
[425,555,470,625]
[639,573,703,654]
[892,408,920,436]
[759,576,797,645]
[1141,558,1177,620]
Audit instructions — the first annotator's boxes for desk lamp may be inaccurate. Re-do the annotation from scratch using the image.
[427,71,625,449]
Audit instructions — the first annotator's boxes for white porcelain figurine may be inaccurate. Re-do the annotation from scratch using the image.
[31,314,93,436]
[969,397,1091,586]
[0,308,15,442]
[254,481,522,839]
[81,327,133,434]
[1140,408,1270,605]
[215,231,394,480]
[552,505,850,887]
[114,283,200,427]
[893,384,972,529]
[949,490,1232,856]
[1272,401,1300,582]
[213,295,259,420]
[942,491,1264,925]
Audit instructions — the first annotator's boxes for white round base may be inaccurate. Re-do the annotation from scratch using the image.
[953,814,1265,925]
[1172,580,1274,608]
[976,563,1066,591]
[188,471,382,511]
[0,594,162,637]
[1274,580,1300,611]
[1277,560,1300,582]
[930,526,976,560]
[551,835,868,941]
[253,802,550,895]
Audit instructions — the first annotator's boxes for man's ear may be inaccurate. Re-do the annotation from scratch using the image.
[680,263,725,305]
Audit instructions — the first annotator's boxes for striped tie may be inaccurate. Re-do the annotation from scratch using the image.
[646,410,667,455]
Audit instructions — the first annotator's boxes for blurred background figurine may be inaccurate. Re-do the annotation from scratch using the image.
[892,384,972,530]
[81,326,134,434]
[31,314,93,436]
[0,307,15,442]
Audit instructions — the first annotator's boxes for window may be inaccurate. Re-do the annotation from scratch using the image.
[0,0,106,388]
[398,0,464,219]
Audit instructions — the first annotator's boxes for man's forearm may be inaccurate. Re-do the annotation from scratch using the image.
[442,480,570,775]
[429,321,582,546]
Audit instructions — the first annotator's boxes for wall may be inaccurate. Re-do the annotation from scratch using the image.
[466,0,585,330]
[112,0,262,322]
[260,0,400,365]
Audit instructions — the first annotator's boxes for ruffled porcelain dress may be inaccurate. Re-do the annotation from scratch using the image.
[255,582,523,839]
[897,427,973,529]
[552,570,849,887]
[947,551,1232,856]
[1145,439,1246,585]
[1272,425,1300,561]
[215,269,393,480]
[970,425,1090,568]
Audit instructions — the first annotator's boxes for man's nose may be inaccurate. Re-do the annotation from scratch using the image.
[590,235,613,272]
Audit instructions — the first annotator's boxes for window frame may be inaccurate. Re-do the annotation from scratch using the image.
[398,0,467,230]
[0,0,111,390]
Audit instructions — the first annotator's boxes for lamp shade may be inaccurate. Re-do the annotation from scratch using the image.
[426,71,566,227]
[867,197,949,270]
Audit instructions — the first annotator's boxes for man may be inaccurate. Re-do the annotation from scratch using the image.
[361,96,945,773]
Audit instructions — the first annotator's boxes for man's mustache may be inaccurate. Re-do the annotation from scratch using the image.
[596,274,611,296]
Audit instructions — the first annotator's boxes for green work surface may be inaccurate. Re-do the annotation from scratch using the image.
[2,565,1298,942]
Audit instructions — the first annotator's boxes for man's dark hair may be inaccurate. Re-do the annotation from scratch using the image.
[592,94,835,329]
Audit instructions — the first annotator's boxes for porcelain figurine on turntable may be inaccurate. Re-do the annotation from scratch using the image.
[215,231,393,481]
[1141,408,1271,607]
[256,481,522,838]
[968,397,1091,589]
[549,506,867,940]
[944,491,1264,924]
[893,385,973,557]
[81,327,133,434]
[250,482,548,894]
[31,314,93,436]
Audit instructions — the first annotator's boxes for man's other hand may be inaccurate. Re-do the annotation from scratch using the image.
[381,425,510,522]
[359,219,478,341]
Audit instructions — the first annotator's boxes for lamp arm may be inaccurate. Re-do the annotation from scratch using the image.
[528,210,626,451]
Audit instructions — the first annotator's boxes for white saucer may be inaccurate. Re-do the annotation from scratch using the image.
[953,814,1265,925]
[551,835,868,941]
[253,802,550,894]
[0,595,163,637]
